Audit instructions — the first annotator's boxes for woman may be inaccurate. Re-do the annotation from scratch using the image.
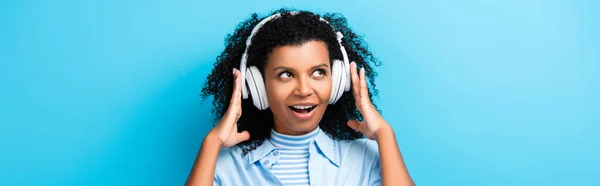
[185,8,415,186]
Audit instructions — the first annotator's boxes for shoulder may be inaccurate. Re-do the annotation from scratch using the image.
[338,138,379,162]
[215,145,246,167]
[214,145,250,178]
[338,138,379,154]
[213,145,254,185]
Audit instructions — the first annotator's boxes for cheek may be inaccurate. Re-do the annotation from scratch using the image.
[265,80,291,107]
[314,78,333,102]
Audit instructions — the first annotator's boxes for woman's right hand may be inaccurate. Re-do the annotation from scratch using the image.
[208,68,251,148]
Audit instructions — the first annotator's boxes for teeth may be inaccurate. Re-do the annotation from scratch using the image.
[291,105,315,110]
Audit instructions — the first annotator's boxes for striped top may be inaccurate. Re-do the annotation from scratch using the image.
[268,127,320,186]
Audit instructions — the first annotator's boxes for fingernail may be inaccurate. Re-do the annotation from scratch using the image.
[351,61,356,68]
[232,68,237,75]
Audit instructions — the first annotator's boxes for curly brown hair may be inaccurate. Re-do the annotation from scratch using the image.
[200,8,381,153]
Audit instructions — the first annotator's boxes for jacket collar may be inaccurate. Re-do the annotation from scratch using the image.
[248,127,340,167]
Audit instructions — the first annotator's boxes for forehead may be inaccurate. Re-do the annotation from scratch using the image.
[265,40,330,69]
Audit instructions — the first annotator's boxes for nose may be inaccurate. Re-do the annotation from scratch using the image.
[294,77,314,97]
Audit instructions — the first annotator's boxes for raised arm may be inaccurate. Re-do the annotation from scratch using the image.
[185,68,250,186]
[346,62,415,186]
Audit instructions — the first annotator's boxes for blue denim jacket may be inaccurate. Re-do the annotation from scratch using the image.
[213,127,382,186]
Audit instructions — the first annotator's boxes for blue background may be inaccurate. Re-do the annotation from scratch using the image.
[1,0,598,185]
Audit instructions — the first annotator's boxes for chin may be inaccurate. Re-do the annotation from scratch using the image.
[278,104,327,134]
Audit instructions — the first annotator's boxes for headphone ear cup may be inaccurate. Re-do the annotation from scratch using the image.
[247,66,269,110]
[329,59,343,104]
[245,66,262,110]
[335,59,347,103]
[343,60,351,91]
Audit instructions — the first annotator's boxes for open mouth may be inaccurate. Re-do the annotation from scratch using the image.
[288,105,317,114]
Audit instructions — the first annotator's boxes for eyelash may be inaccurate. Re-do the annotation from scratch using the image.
[277,71,290,78]
[279,68,327,79]
[313,69,326,76]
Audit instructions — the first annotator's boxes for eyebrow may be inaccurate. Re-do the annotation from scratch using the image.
[272,63,330,72]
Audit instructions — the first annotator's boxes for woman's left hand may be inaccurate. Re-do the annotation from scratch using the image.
[347,62,390,140]
[348,62,416,186]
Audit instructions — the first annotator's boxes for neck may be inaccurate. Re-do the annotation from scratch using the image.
[272,123,319,136]
[272,125,320,136]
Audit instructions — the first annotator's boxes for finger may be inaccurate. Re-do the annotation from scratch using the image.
[226,68,243,121]
[350,62,361,105]
[359,67,370,106]
[231,68,242,106]
[347,119,364,132]
[236,131,251,142]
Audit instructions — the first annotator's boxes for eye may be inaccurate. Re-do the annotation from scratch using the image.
[312,68,326,77]
[279,71,292,79]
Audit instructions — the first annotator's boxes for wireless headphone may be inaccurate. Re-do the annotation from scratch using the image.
[240,11,351,110]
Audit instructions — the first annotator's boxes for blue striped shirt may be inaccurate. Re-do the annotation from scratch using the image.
[211,126,382,186]
[268,127,319,186]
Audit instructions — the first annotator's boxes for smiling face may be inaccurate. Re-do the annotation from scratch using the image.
[263,40,332,135]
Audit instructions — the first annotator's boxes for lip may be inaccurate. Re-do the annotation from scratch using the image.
[289,105,317,121]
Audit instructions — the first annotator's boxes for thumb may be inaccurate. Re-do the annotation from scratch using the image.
[236,131,251,142]
[347,120,363,132]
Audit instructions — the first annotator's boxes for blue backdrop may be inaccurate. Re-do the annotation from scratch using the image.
[1,0,598,185]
